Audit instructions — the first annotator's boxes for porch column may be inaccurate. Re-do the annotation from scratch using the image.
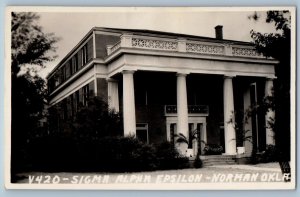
[166,122,171,141]
[122,70,136,136]
[265,78,275,145]
[200,123,207,155]
[107,78,119,112]
[176,73,189,140]
[243,87,253,157]
[223,75,237,155]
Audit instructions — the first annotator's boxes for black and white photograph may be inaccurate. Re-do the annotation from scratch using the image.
[5,7,296,190]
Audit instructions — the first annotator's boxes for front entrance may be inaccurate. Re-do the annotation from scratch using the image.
[166,116,207,157]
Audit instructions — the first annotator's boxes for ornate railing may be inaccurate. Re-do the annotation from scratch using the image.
[132,37,178,51]
[110,41,121,53]
[232,46,262,57]
[106,34,264,59]
[164,105,209,115]
[186,42,225,55]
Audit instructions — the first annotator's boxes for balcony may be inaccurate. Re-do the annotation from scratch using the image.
[106,34,264,59]
[164,105,209,116]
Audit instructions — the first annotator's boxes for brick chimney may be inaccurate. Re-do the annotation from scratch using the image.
[215,25,223,40]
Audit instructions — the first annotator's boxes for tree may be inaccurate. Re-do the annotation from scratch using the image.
[250,11,291,161]
[11,12,58,179]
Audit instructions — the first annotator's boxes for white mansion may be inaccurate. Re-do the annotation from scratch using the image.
[47,26,277,157]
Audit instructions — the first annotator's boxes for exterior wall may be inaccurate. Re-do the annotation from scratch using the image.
[134,72,176,143]
[95,34,120,59]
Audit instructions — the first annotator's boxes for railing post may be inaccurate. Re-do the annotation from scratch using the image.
[106,45,113,55]
[224,44,233,56]
[177,38,187,52]
[120,34,133,48]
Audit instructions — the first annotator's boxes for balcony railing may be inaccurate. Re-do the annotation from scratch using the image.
[106,34,264,59]
[164,105,209,116]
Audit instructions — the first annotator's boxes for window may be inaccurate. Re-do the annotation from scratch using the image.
[69,59,73,76]
[72,55,78,74]
[136,123,148,143]
[170,123,177,145]
[62,100,68,120]
[74,91,79,113]
[48,77,56,92]
[66,96,73,119]
[54,74,59,87]
[136,89,148,106]
[65,62,71,79]
[81,45,88,66]
[82,84,89,106]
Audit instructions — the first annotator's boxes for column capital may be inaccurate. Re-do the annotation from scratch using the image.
[224,74,236,79]
[266,76,276,81]
[122,70,136,75]
[176,72,190,77]
[106,78,118,82]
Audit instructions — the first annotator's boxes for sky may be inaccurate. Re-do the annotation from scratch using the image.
[34,8,280,78]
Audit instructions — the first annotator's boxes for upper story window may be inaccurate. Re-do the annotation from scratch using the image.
[82,45,88,66]
[82,84,89,106]
[72,55,78,74]
[65,61,72,79]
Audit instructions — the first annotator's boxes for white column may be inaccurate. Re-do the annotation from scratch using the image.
[223,75,237,155]
[243,87,253,157]
[107,78,119,112]
[265,78,275,145]
[166,122,171,141]
[122,70,136,137]
[200,123,207,155]
[176,73,189,140]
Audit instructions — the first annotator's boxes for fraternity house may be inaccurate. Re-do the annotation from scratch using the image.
[47,26,277,158]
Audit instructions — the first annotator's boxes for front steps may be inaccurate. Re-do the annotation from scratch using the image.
[200,155,236,167]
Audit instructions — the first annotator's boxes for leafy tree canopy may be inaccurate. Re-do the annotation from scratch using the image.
[250,11,290,64]
[11,12,59,77]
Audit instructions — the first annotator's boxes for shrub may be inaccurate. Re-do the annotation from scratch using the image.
[203,144,223,155]
[260,144,279,163]
[81,136,157,172]
[154,141,189,170]
[28,135,191,172]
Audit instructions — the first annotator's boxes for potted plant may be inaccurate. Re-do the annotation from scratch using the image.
[227,109,255,164]
[175,129,200,158]
[174,133,189,156]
